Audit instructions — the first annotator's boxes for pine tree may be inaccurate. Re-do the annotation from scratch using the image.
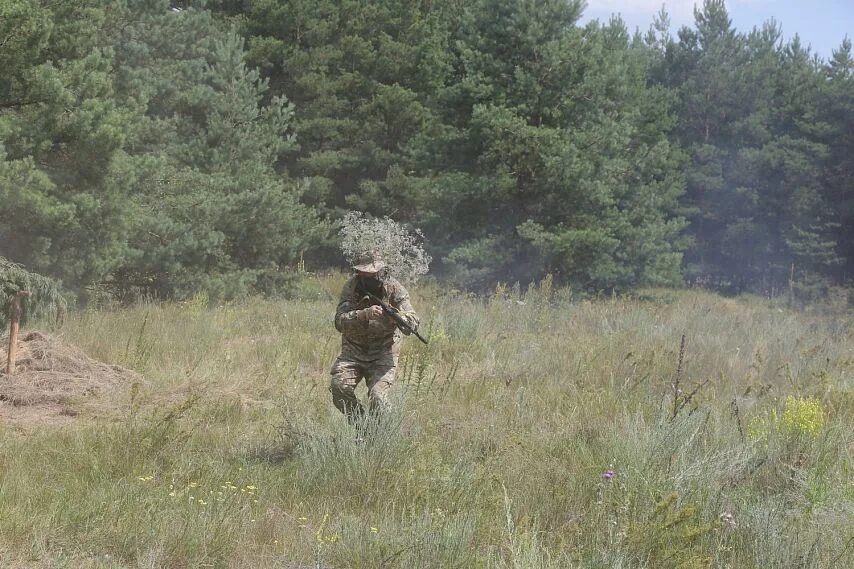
[403,1,687,290]
[2,2,327,300]
[110,7,326,299]
[820,38,854,284]
[235,0,454,219]
[658,0,842,293]
[0,0,135,291]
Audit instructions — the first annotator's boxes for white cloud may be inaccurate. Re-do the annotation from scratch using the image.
[584,1,773,29]
[584,0,699,21]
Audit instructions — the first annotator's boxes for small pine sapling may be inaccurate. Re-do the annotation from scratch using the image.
[1,258,65,374]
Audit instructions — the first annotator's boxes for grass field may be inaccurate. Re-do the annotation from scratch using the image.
[0,277,852,568]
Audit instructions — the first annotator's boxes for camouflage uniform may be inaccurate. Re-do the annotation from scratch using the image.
[329,272,419,422]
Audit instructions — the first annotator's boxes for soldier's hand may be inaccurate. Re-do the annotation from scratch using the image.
[364,305,384,320]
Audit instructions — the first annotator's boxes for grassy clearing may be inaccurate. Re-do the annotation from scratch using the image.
[0,278,852,568]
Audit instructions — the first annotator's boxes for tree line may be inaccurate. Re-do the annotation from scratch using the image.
[1,0,851,301]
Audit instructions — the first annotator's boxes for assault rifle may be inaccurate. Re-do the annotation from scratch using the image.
[357,286,429,345]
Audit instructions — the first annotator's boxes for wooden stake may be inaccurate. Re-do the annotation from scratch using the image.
[6,291,31,375]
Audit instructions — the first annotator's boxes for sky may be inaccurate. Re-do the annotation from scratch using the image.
[580,0,853,60]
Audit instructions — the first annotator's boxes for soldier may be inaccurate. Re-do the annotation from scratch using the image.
[330,252,420,423]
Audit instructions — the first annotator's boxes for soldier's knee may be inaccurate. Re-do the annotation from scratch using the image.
[330,359,360,391]
[330,374,355,397]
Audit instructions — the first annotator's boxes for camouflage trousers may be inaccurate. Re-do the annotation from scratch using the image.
[329,353,397,422]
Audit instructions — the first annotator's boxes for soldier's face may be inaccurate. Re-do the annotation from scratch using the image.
[357,270,383,295]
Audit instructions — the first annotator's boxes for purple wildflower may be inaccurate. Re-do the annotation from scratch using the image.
[602,470,615,480]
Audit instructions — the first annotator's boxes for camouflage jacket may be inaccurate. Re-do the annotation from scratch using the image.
[334,275,419,361]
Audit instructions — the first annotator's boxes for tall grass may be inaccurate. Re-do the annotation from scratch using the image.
[0,279,851,568]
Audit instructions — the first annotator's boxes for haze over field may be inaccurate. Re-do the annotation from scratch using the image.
[0,2,853,566]
[0,282,852,567]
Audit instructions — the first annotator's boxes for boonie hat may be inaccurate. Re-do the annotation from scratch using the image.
[353,251,385,273]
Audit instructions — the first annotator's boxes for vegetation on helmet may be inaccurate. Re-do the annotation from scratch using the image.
[338,212,431,283]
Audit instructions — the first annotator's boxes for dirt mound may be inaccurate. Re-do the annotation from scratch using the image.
[0,331,142,411]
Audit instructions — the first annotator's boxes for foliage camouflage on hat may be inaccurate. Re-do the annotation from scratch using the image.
[339,212,431,283]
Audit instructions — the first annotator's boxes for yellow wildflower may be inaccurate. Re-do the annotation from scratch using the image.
[749,396,826,441]
[316,513,330,544]
[780,395,824,438]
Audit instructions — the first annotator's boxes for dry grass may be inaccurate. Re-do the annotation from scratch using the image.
[0,279,851,568]
[0,331,142,425]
